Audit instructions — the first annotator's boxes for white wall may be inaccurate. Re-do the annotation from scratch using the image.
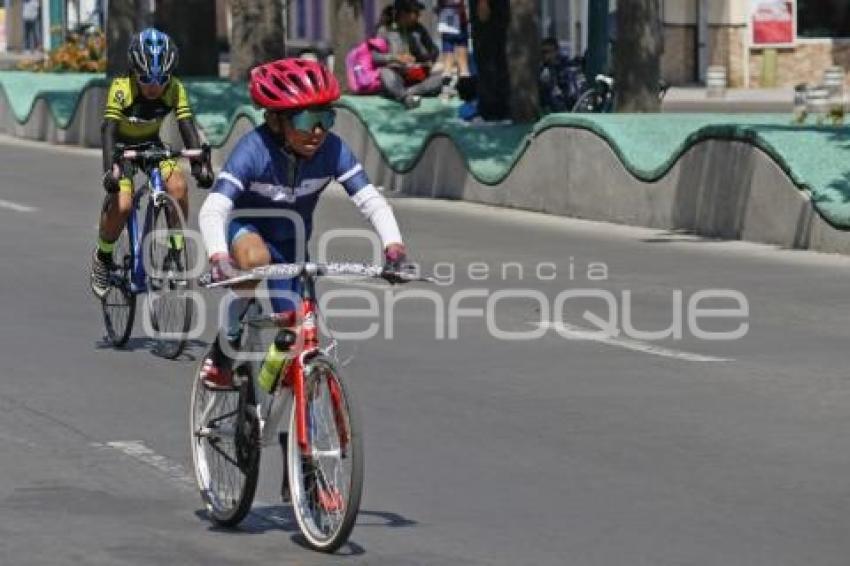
[663,0,747,26]
[664,0,697,25]
[709,0,748,25]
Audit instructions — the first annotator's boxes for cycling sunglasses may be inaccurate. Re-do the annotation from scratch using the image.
[287,108,336,133]
[136,72,170,87]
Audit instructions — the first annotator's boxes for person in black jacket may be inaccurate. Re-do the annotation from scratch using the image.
[470,0,510,121]
[539,37,588,113]
[374,0,443,109]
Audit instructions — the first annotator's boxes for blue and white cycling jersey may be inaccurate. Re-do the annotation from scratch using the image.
[214,124,368,242]
[200,124,402,258]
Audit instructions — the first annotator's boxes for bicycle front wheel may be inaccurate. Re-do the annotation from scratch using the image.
[573,90,600,113]
[146,196,192,359]
[287,355,363,552]
[102,222,136,347]
[190,360,260,527]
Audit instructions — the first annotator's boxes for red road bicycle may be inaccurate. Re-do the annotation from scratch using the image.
[189,262,427,552]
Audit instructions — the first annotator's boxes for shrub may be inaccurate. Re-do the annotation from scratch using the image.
[17,30,107,73]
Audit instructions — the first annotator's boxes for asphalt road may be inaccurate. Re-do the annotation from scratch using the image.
[1,135,850,565]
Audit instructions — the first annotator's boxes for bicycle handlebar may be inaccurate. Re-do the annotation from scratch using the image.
[120,146,207,163]
[199,262,434,289]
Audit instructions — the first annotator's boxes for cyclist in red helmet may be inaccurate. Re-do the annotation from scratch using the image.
[198,58,408,389]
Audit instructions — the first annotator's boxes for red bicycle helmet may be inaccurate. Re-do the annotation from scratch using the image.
[250,58,341,111]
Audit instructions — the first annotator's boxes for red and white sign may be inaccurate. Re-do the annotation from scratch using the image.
[750,0,796,47]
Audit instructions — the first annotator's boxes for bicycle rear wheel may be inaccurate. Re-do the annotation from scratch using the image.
[146,196,192,359]
[190,359,260,526]
[102,223,136,347]
[287,355,363,552]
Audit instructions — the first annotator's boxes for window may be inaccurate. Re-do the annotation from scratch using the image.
[798,0,850,38]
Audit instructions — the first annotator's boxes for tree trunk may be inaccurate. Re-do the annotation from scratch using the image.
[7,0,23,51]
[614,0,663,112]
[506,0,540,122]
[229,0,286,82]
[106,0,148,77]
[330,0,364,90]
[155,0,218,76]
[469,0,510,121]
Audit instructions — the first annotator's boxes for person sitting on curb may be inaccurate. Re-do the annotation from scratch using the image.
[374,0,443,109]
[539,37,588,113]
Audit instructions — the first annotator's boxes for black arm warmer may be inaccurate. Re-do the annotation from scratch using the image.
[101,119,118,172]
[178,118,202,150]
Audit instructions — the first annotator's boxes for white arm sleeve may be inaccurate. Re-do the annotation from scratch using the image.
[199,192,234,257]
[349,185,403,247]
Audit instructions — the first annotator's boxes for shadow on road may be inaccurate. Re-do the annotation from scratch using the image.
[356,509,418,528]
[95,337,207,360]
[195,504,371,556]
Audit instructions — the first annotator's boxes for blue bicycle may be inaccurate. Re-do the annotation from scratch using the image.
[101,142,207,358]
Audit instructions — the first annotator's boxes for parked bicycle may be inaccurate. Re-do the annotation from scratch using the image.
[190,262,430,552]
[100,142,208,358]
[573,75,670,113]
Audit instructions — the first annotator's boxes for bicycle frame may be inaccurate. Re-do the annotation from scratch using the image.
[126,166,167,294]
[247,272,347,458]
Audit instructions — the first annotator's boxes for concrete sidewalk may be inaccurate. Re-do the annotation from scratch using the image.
[0,51,42,71]
[663,86,794,113]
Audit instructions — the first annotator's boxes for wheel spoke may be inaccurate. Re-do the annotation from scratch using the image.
[145,199,192,358]
[102,225,135,347]
[288,358,361,550]
[190,364,260,527]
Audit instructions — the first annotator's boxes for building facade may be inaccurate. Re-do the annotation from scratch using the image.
[284,0,592,59]
[662,0,850,88]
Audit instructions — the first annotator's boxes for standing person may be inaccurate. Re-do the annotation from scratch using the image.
[469,0,510,121]
[435,0,471,99]
[22,0,40,52]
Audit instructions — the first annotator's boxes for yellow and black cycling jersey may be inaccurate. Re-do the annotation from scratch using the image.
[104,75,193,140]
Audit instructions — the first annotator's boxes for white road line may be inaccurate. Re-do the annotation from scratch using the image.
[535,321,734,362]
[99,440,290,528]
[102,440,195,489]
[0,198,37,213]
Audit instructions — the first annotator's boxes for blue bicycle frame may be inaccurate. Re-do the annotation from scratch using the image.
[126,166,167,294]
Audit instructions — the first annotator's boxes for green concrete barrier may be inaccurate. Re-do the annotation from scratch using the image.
[2,71,850,235]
